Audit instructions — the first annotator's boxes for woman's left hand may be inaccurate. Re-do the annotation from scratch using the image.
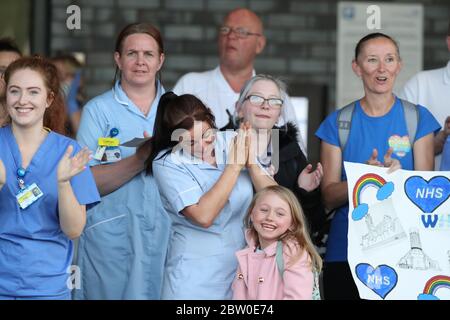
[57,145,91,183]
[383,147,402,173]
[298,162,323,192]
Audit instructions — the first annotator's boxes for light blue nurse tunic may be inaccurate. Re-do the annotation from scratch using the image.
[0,125,100,299]
[153,131,253,300]
[74,81,170,299]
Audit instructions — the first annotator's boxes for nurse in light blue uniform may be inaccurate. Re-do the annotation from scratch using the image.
[0,56,100,300]
[148,92,277,300]
[74,23,170,300]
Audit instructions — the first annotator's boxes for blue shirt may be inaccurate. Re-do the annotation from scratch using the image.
[153,131,254,300]
[315,97,441,262]
[74,80,171,300]
[0,125,100,298]
[441,136,450,171]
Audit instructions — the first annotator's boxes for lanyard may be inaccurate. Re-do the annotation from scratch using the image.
[257,135,273,169]
[17,167,27,190]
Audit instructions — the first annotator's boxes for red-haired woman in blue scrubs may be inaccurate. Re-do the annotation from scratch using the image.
[0,56,100,300]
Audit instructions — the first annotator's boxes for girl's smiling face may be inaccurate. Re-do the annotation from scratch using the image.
[250,191,293,249]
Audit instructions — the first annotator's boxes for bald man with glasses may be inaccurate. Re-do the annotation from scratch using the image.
[173,8,267,129]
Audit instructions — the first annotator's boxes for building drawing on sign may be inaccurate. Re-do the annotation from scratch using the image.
[360,199,406,250]
[397,228,440,271]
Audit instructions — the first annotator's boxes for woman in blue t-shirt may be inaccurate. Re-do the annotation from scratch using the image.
[315,33,441,299]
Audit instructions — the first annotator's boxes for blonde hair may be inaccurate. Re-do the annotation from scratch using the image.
[245,185,322,272]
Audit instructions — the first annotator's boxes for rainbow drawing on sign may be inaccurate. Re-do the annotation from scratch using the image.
[417,275,450,300]
[353,174,386,209]
[352,173,394,221]
[351,173,394,221]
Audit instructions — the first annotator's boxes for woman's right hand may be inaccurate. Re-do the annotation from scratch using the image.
[366,148,383,167]
[0,159,6,189]
[227,124,248,172]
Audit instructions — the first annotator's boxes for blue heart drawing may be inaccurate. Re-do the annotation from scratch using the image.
[404,176,450,213]
[355,263,398,299]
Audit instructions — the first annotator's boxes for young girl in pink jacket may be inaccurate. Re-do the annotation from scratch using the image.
[232,185,322,300]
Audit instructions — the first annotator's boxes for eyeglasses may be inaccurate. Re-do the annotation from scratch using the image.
[219,26,262,39]
[244,95,283,109]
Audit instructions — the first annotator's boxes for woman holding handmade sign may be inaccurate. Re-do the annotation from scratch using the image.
[315,33,441,299]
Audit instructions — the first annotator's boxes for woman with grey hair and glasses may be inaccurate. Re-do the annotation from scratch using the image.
[223,74,325,239]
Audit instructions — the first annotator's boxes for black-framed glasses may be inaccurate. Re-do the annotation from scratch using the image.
[219,26,262,39]
[244,95,283,109]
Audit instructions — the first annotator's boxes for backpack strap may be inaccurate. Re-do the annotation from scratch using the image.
[275,240,322,300]
[275,241,284,277]
[399,98,419,145]
[337,102,356,150]
[338,99,418,150]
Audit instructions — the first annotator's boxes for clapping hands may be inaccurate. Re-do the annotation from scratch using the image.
[57,145,91,183]
[298,162,323,192]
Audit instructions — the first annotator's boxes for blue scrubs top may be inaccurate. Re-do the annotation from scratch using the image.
[75,81,171,300]
[153,131,254,300]
[0,125,100,298]
[315,98,441,262]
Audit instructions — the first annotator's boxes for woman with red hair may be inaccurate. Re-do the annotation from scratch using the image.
[0,56,100,299]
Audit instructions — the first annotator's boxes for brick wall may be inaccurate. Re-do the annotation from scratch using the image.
[50,0,450,110]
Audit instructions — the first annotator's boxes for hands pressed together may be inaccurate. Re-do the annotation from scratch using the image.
[228,122,252,171]
[228,123,324,192]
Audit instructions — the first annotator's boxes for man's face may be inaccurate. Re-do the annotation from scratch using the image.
[0,51,21,96]
[218,10,265,71]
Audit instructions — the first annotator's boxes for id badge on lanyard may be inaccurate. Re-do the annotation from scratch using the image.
[94,128,122,163]
[15,168,44,210]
